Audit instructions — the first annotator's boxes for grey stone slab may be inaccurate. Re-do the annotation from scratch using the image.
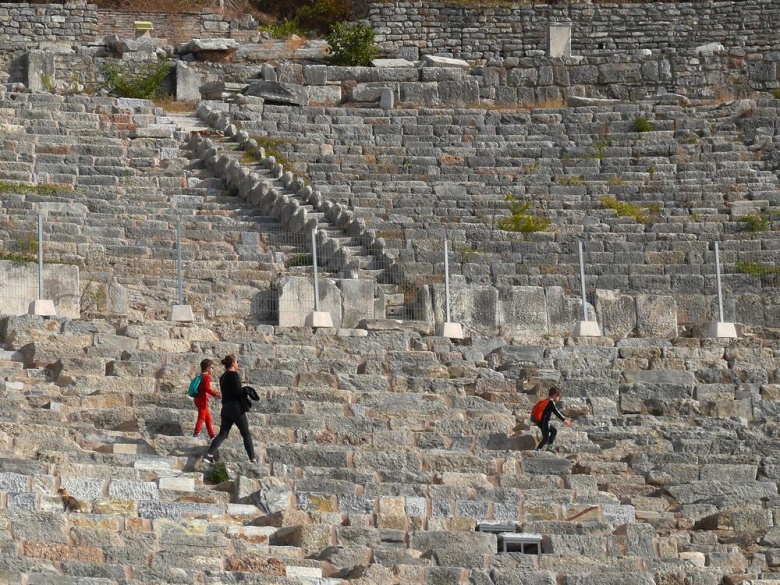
[243,80,308,106]
[138,501,224,519]
[7,510,68,543]
[667,481,777,506]
[0,472,30,492]
[373,58,416,68]
[421,55,471,70]
[108,479,159,501]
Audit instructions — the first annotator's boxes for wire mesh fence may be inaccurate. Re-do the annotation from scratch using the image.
[0,260,40,317]
[2,208,780,331]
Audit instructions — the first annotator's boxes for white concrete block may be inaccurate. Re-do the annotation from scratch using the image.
[573,320,601,337]
[305,311,333,328]
[158,477,195,492]
[708,321,737,338]
[285,565,323,579]
[171,304,194,322]
[28,299,56,317]
[113,443,141,455]
[436,321,464,339]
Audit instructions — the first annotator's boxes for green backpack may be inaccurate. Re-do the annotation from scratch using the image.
[187,374,202,398]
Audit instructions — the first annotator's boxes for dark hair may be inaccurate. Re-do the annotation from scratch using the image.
[221,354,236,369]
[548,386,562,398]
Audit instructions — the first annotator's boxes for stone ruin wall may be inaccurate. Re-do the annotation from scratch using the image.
[0,3,252,50]
[96,8,258,45]
[1,1,779,102]
[364,0,780,101]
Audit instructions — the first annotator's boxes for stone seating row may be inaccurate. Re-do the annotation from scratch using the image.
[4,319,780,581]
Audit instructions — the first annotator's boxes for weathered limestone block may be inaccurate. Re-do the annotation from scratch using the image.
[594,289,636,339]
[244,80,307,106]
[176,61,201,102]
[339,279,378,329]
[421,55,471,70]
[635,295,677,338]
[0,261,80,320]
[277,276,342,328]
[667,481,777,506]
[422,283,498,335]
[549,346,619,381]
[271,524,332,556]
[608,523,654,557]
[177,38,239,62]
[27,49,55,93]
[547,286,594,337]
[410,530,496,567]
[437,78,480,105]
[498,286,548,337]
[544,534,606,556]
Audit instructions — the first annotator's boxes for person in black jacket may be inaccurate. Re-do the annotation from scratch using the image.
[204,354,256,463]
[535,387,572,452]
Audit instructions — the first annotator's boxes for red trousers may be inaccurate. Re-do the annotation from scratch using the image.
[194,405,215,438]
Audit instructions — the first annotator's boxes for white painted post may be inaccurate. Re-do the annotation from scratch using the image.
[305,228,333,328]
[28,213,56,317]
[312,228,320,313]
[573,240,601,337]
[171,218,194,322]
[436,236,464,339]
[708,241,737,338]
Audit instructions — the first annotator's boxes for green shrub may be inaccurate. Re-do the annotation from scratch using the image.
[260,18,306,39]
[326,21,379,66]
[632,115,654,133]
[297,0,350,34]
[736,261,780,286]
[599,195,658,224]
[496,194,552,233]
[737,213,771,234]
[102,60,172,100]
[773,88,780,99]
[204,462,229,484]
[286,253,313,267]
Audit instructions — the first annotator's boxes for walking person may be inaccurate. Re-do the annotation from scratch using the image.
[193,359,221,440]
[532,386,572,452]
[204,355,257,463]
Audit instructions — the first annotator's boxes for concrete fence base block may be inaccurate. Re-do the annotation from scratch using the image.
[708,321,737,339]
[171,304,195,323]
[436,321,464,339]
[305,311,333,328]
[573,320,601,337]
[28,299,56,318]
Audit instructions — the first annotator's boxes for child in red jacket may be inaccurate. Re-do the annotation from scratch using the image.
[193,359,221,440]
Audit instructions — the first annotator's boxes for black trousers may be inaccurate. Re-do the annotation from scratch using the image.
[535,419,558,450]
[206,401,255,460]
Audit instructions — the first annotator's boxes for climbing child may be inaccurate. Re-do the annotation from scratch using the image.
[531,386,572,452]
[193,358,221,440]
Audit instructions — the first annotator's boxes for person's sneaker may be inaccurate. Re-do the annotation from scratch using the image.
[249,458,258,464]
[203,453,215,463]
[546,444,558,453]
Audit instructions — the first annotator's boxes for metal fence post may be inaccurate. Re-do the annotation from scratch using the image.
[28,212,56,317]
[714,241,724,323]
[574,240,601,336]
[436,237,463,339]
[37,213,44,300]
[311,228,320,312]
[444,237,451,323]
[708,241,737,338]
[578,241,587,321]
[170,218,194,322]
[176,219,184,305]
